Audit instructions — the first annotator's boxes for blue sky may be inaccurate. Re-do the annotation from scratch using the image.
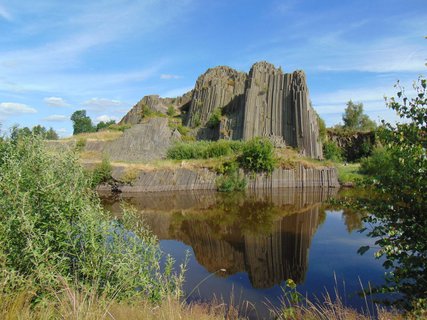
[0,0,426,136]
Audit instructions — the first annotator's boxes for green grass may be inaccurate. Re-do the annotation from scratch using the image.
[336,163,364,184]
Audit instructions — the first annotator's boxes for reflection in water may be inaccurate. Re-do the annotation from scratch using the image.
[101,188,355,289]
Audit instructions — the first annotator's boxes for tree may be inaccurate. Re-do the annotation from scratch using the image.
[70,110,95,135]
[45,127,59,140]
[32,125,47,136]
[342,100,377,131]
[96,120,116,131]
[354,77,427,312]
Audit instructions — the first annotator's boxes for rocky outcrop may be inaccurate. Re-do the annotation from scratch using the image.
[84,117,181,162]
[97,164,339,193]
[120,92,192,125]
[327,129,376,161]
[120,61,323,159]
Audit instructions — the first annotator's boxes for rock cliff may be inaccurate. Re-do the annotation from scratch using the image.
[121,61,323,158]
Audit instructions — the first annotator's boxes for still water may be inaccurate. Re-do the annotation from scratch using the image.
[101,188,385,319]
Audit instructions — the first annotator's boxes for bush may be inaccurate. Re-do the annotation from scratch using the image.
[108,123,131,132]
[0,136,184,301]
[237,138,276,173]
[359,147,393,177]
[167,106,176,117]
[167,140,243,160]
[206,108,222,128]
[323,141,343,162]
[75,138,86,151]
[91,156,113,187]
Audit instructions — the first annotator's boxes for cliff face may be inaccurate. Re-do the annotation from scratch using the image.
[120,61,323,158]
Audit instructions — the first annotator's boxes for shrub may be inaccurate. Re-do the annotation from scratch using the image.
[91,156,113,187]
[237,138,276,173]
[167,105,176,117]
[359,147,393,177]
[167,140,244,160]
[75,138,86,151]
[323,141,343,162]
[108,123,131,132]
[206,108,222,128]
[0,136,184,301]
[216,161,246,192]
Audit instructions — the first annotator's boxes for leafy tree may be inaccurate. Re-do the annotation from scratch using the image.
[70,110,95,135]
[354,77,427,311]
[45,127,59,140]
[32,124,47,136]
[342,100,377,131]
[96,120,116,131]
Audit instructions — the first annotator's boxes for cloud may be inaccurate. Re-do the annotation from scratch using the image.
[95,115,119,123]
[160,74,182,80]
[0,102,37,115]
[83,98,124,112]
[0,5,12,21]
[44,97,70,107]
[42,114,68,122]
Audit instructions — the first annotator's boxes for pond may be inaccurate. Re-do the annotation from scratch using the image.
[100,188,385,319]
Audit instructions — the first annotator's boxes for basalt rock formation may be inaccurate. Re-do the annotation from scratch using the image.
[121,61,323,159]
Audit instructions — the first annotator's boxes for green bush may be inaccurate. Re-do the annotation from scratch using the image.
[167,105,176,117]
[167,140,244,160]
[108,123,131,132]
[217,172,246,192]
[75,137,86,151]
[359,147,393,177]
[237,138,276,173]
[206,108,222,128]
[91,156,113,187]
[0,136,184,301]
[323,141,343,162]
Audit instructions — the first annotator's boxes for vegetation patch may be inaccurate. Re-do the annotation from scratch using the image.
[167,140,244,160]
[237,137,276,173]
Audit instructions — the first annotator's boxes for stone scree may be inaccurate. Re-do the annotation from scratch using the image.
[120,61,323,159]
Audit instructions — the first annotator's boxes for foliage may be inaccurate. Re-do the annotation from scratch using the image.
[206,108,222,128]
[355,77,427,310]
[216,160,246,192]
[0,136,184,301]
[316,113,327,142]
[167,105,176,117]
[71,110,95,135]
[237,138,276,173]
[75,138,86,151]
[342,100,377,131]
[96,120,116,131]
[108,123,131,132]
[9,125,59,141]
[359,147,393,177]
[91,156,113,187]
[322,141,343,162]
[167,140,243,160]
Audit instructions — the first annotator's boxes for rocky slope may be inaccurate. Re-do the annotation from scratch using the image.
[120,61,323,159]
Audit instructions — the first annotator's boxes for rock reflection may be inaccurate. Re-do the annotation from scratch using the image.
[101,188,340,289]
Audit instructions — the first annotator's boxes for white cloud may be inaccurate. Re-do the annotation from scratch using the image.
[0,5,12,21]
[42,114,68,122]
[57,128,67,133]
[95,115,119,123]
[44,97,70,107]
[83,98,124,112]
[0,102,37,115]
[160,74,182,80]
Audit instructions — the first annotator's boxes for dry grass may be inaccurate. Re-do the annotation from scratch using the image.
[62,130,123,142]
[0,287,239,320]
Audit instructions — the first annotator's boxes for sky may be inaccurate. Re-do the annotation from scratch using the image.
[0,0,426,136]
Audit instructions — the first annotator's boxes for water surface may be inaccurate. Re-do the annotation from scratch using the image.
[101,188,384,319]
